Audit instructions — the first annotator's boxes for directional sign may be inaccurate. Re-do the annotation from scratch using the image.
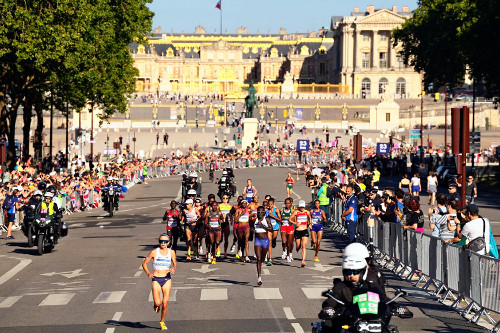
[376,143,390,155]
[296,139,310,152]
[409,129,421,139]
[191,264,219,274]
[306,263,336,272]
[41,269,87,279]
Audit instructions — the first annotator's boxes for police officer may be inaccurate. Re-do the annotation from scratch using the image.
[35,192,60,241]
[22,190,43,236]
[316,177,330,222]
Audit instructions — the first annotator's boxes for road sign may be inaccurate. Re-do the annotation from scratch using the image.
[376,143,390,155]
[470,131,481,137]
[296,139,310,152]
[409,129,421,139]
[469,137,480,143]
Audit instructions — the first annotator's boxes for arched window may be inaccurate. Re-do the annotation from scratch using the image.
[361,78,371,92]
[378,78,388,94]
[396,78,406,95]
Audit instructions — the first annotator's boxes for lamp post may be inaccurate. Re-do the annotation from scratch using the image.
[444,84,448,159]
[65,101,69,168]
[420,83,424,161]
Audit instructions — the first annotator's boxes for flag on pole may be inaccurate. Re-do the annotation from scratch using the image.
[215,0,221,10]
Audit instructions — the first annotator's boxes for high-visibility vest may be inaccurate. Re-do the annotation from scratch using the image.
[41,201,55,216]
[373,170,381,182]
[318,184,330,206]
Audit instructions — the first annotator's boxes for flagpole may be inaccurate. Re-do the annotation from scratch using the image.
[220,0,222,35]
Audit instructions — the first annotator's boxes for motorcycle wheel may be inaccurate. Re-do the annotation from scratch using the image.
[37,235,45,256]
[28,227,34,247]
[109,203,114,217]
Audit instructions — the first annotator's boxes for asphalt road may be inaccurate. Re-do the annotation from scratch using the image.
[0,166,489,332]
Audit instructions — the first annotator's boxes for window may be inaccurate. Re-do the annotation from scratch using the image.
[396,78,406,95]
[378,78,388,94]
[380,32,388,42]
[363,32,369,41]
[320,63,326,75]
[379,52,387,68]
[397,55,406,69]
[218,52,225,60]
[362,78,371,92]
[362,53,370,68]
[386,113,391,121]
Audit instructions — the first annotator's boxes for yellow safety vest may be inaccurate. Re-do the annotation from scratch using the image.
[41,201,55,216]
[318,184,330,206]
[373,170,381,182]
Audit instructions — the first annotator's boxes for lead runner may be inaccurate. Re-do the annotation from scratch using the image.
[142,233,177,331]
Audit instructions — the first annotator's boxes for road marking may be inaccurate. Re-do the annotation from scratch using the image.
[149,290,177,302]
[151,219,163,224]
[97,221,111,226]
[39,293,75,306]
[0,255,32,286]
[41,269,87,279]
[307,263,335,272]
[200,288,227,300]
[97,217,104,219]
[70,223,85,228]
[283,307,296,320]
[263,269,270,275]
[291,323,304,333]
[175,185,183,201]
[253,287,282,300]
[93,291,127,304]
[0,296,22,308]
[111,311,123,322]
[134,271,142,277]
[105,328,115,333]
[301,287,327,299]
[191,264,219,274]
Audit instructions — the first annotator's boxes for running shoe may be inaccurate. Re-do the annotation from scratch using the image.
[289,253,293,261]
[186,255,191,261]
[6,236,14,239]
[314,257,320,262]
[281,251,286,259]
[154,305,160,313]
[311,244,316,250]
[188,249,191,256]
[301,261,306,267]
[160,321,167,330]
[195,255,200,260]
[257,277,262,285]
[238,250,242,258]
[286,256,291,263]
[207,255,212,263]
[231,244,236,253]
[266,259,272,266]
[245,256,250,263]
[211,258,216,265]
[235,253,240,259]
[216,247,220,257]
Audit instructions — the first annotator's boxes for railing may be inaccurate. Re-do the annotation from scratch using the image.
[328,202,500,331]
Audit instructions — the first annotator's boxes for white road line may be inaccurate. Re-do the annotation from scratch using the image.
[105,328,115,333]
[97,217,104,219]
[111,312,123,322]
[151,219,163,224]
[96,221,111,226]
[263,269,270,275]
[0,296,22,308]
[93,291,127,304]
[134,271,142,277]
[70,223,85,228]
[253,287,282,300]
[291,323,304,333]
[175,185,183,201]
[0,255,32,286]
[283,307,296,320]
[301,287,327,299]
[39,293,75,306]
[200,288,227,300]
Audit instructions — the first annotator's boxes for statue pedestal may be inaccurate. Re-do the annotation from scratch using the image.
[177,120,186,127]
[241,118,259,150]
[314,121,322,129]
[341,121,349,129]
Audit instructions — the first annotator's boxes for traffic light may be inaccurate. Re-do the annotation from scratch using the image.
[389,135,393,148]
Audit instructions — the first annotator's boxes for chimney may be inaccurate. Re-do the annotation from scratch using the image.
[392,5,397,13]
[402,6,409,12]
[354,6,359,13]
[366,5,375,14]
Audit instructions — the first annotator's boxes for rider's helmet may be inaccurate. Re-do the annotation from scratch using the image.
[107,176,113,181]
[33,190,43,197]
[187,189,197,196]
[222,171,228,176]
[44,192,54,198]
[189,172,198,178]
[343,243,370,261]
[113,176,119,181]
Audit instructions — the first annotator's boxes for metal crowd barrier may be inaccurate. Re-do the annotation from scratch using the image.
[342,215,500,330]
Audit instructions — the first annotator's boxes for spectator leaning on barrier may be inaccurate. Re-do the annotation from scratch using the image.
[457,204,490,255]
[403,198,424,233]
[341,184,358,243]
[428,194,449,238]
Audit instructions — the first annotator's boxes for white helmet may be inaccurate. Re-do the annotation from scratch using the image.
[222,171,228,175]
[187,189,197,195]
[343,243,370,260]
[107,176,113,181]
[113,177,119,181]
[342,255,367,270]
[189,172,198,178]
[44,192,54,198]
[33,190,43,197]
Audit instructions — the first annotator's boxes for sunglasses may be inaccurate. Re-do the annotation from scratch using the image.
[222,196,229,199]
[159,239,169,244]
[343,269,362,276]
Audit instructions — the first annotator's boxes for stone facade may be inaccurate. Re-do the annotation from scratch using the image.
[331,5,422,99]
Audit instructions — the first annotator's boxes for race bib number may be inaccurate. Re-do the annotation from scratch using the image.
[353,292,380,315]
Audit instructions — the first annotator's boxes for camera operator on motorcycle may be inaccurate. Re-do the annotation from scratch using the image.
[22,190,43,236]
[209,159,216,182]
[183,172,201,200]
[318,243,412,332]
[35,192,60,243]
[218,170,232,200]
[111,176,122,210]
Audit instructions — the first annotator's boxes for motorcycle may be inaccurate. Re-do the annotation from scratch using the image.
[312,288,406,333]
[217,180,235,200]
[31,208,68,255]
[102,186,119,217]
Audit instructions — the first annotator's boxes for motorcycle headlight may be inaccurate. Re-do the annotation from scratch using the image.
[357,321,382,333]
[109,190,114,195]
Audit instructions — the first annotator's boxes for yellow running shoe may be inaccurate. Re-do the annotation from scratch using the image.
[160,321,167,330]
[235,253,240,259]
[216,247,221,257]
[314,257,320,262]
[211,258,216,265]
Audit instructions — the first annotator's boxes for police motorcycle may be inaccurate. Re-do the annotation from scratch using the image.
[312,244,412,333]
[102,177,121,217]
[209,161,216,182]
[217,168,236,200]
[182,172,202,201]
[22,190,43,247]
[32,192,68,255]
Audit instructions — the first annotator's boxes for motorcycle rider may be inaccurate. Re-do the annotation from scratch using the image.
[35,192,60,243]
[218,170,231,199]
[22,190,43,236]
[102,176,114,211]
[112,176,122,210]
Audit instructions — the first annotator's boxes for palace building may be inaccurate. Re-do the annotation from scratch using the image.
[129,5,421,98]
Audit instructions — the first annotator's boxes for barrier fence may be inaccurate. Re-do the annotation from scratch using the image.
[327,199,500,331]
